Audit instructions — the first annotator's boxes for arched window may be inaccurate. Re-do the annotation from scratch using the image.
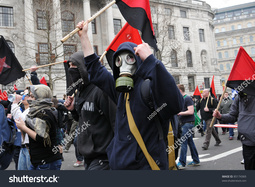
[61,11,74,32]
[247,22,252,28]
[220,64,224,71]
[186,50,193,67]
[218,52,222,59]
[171,50,178,67]
[215,28,219,33]
[6,40,15,53]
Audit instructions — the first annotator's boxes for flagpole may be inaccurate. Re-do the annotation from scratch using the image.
[205,92,210,108]
[25,74,33,85]
[22,60,67,71]
[61,0,116,43]
[209,83,228,128]
[99,51,107,64]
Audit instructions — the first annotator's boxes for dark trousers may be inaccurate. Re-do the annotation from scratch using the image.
[243,144,255,170]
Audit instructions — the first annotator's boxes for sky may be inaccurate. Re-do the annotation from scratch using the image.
[204,0,255,9]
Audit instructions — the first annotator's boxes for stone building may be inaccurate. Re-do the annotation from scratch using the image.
[214,2,255,89]
[0,0,221,98]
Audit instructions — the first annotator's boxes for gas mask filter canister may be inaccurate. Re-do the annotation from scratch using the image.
[115,52,137,92]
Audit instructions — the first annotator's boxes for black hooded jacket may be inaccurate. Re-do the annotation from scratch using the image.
[67,51,116,160]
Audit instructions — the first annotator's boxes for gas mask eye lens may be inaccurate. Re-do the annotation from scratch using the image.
[115,56,122,67]
[126,54,135,65]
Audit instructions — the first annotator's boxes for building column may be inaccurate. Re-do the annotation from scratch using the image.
[24,0,36,65]
[83,0,93,45]
[53,0,64,62]
[106,6,115,43]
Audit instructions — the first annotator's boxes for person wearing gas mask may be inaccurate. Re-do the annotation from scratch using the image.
[76,20,184,170]
[64,51,116,170]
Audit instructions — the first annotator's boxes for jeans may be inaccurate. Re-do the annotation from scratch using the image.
[73,136,84,162]
[203,119,221,148]
[29,159,62,170]
[18,147,31,170]
[179,123,200,166]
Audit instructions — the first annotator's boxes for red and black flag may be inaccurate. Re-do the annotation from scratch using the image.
[0,35,25,85]
[226,46,255,95]
[210,75,217,99]
[105,22,142,68]
[193,85,202,100]
[116,0,158,51]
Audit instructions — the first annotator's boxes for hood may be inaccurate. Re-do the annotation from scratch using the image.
[112,42,142,80]
[67,51,89,87]
[29,84,52,101]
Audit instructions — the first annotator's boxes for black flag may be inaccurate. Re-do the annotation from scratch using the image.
[0,35,25,85]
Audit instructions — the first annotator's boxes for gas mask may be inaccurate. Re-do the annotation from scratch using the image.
[115,52,137,92]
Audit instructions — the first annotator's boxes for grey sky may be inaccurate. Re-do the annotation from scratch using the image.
[204,0,255,9]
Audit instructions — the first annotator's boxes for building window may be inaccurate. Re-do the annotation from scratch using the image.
[171,50,178,67]
[186,50,193,67]
[153,23,158,37]
[36,43,50,65]
[220,64,224,71]
[151,6,156,14]
[188,76,195,92]
[0,6,13,27]
[226,63,231,70]
[218,52,222,59]
[183,27,190,41]
[221,27,225,32]
[231,25,235,30]
[215,28,219,33]
[165,8,171,15]
[204,78,210,88]
[233,38,237,44]
[63,44,76,60]
[180,10,187,18]
[227,12,233,18]
[91,19,96,34]
[224,51,229,58]
[6,40,15,53]
[93,45,98,55]
[234,10,241,16]
[250,35,254,42]
[234,50,238,57]
[168,25,175,39]
[217,41,220,47]
[37,10,49,30]
[237,24,242,29]
[240,37,243,44]
[172,75,180,84]
[247,22,252,28]
[199,29,205,42]
[113,19,121,35]
[223,40,227,46]
[251,47,255,55]
[61,11,74,33]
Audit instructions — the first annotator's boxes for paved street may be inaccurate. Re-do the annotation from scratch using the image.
[6,127,244,170]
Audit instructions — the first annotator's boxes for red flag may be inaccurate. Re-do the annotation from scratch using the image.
[105,22,142,68]
[0,89,2,95]
[0,91,8,101]
[40,77,47,86]
[193,85,202,99]
[13,84,18,91]
[116,0,158,50]
[226,47,255,95]
[210,75,217,99]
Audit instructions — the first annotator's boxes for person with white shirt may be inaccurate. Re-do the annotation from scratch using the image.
[11,88,35,170]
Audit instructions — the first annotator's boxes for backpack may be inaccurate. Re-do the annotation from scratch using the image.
[0,104,18,170]
[141,79,178,170]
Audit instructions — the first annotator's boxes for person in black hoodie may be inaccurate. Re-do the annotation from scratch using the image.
[76,20,184,170]
[64,51,116,170]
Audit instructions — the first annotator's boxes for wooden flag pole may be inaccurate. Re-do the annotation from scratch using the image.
[61,0,116,43]
[22,60,67,71]
[99,51,107,64]
[25,74,33,85]
[205,92,210,108]
[209,83,228,127]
